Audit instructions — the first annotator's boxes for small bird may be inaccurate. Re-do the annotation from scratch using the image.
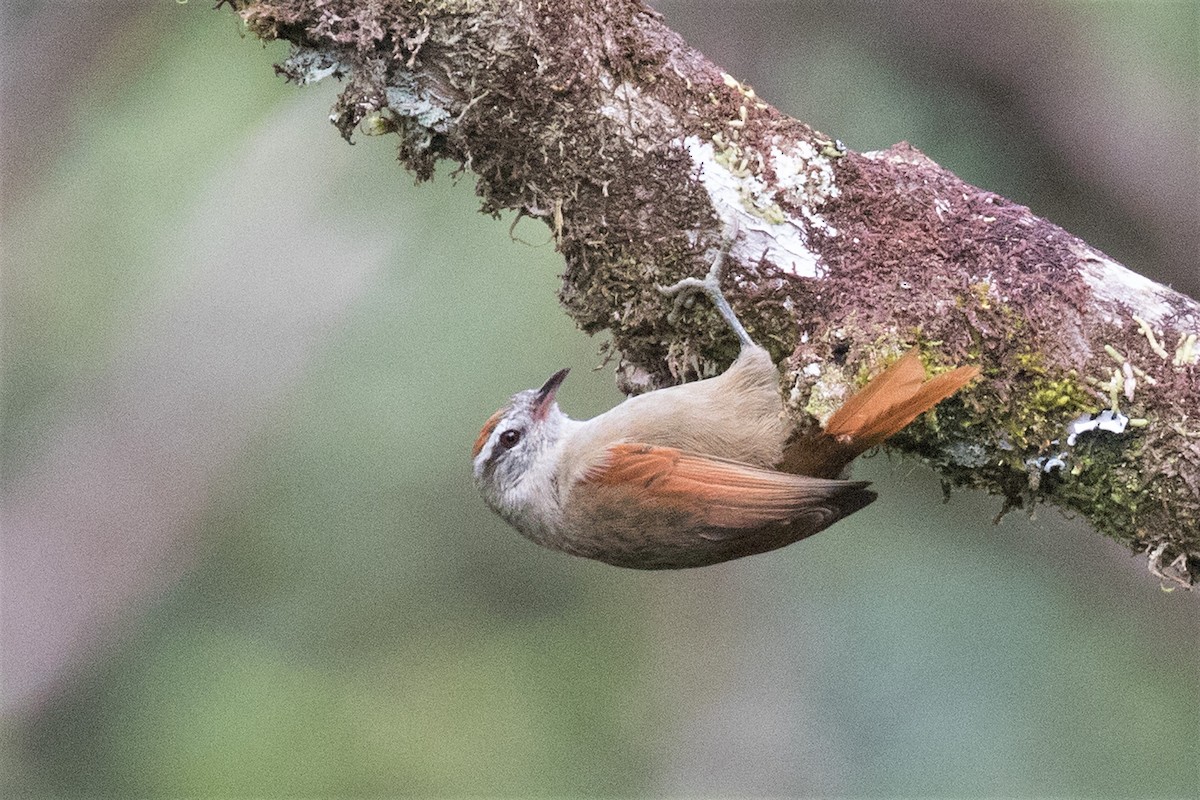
[473,238,979,569]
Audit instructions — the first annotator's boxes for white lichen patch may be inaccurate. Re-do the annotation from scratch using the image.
[1025,451,1068,474]
[1020,407,1141,485]
[284,48,346,85]
[859,147,939,170]
[385,75,453,133]
[683,135,823,278]
[1066,409,1130,446]
[1075,243,1182,327]
[770,140,840,235]
[948,441,992,469]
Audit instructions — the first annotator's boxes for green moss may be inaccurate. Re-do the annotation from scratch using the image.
[1049,434,1149,548]
[968,281,993,310]
[1000,352,1098,452]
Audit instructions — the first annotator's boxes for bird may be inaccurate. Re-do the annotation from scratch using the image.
[472,235,980,569]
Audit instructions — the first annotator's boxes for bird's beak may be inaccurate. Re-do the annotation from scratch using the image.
[533,368,569,420]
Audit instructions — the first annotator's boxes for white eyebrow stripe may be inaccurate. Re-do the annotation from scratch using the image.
[473,436,498,477]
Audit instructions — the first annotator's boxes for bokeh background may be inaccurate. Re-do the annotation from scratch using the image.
[3,1,1197,796]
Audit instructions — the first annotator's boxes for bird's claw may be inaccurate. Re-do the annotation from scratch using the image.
[656,231,755,349]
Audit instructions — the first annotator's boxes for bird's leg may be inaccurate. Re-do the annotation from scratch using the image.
[658,234,757,350]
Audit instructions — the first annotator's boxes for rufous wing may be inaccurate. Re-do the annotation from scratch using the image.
[781,349,979,478]
[562,443,876,569]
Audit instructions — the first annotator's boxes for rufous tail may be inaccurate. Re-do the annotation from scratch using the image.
[780,349,979,479]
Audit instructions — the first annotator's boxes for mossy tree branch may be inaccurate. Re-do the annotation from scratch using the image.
[224,0,1199,586]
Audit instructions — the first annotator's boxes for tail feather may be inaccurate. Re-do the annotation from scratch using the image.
[823,349,926,441]
[781,349,978,478]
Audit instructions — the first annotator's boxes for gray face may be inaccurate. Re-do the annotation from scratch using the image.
[473,390,542,501]
[472,369,570,518]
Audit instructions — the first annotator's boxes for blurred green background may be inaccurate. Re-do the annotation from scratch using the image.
[2,1,1197,796]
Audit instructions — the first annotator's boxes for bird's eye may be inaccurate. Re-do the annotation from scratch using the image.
[498,429,522,449]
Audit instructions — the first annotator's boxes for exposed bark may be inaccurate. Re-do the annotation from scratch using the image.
[224,0,1199,586]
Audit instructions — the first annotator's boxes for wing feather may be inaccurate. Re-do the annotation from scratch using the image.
[578,443,875,535]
